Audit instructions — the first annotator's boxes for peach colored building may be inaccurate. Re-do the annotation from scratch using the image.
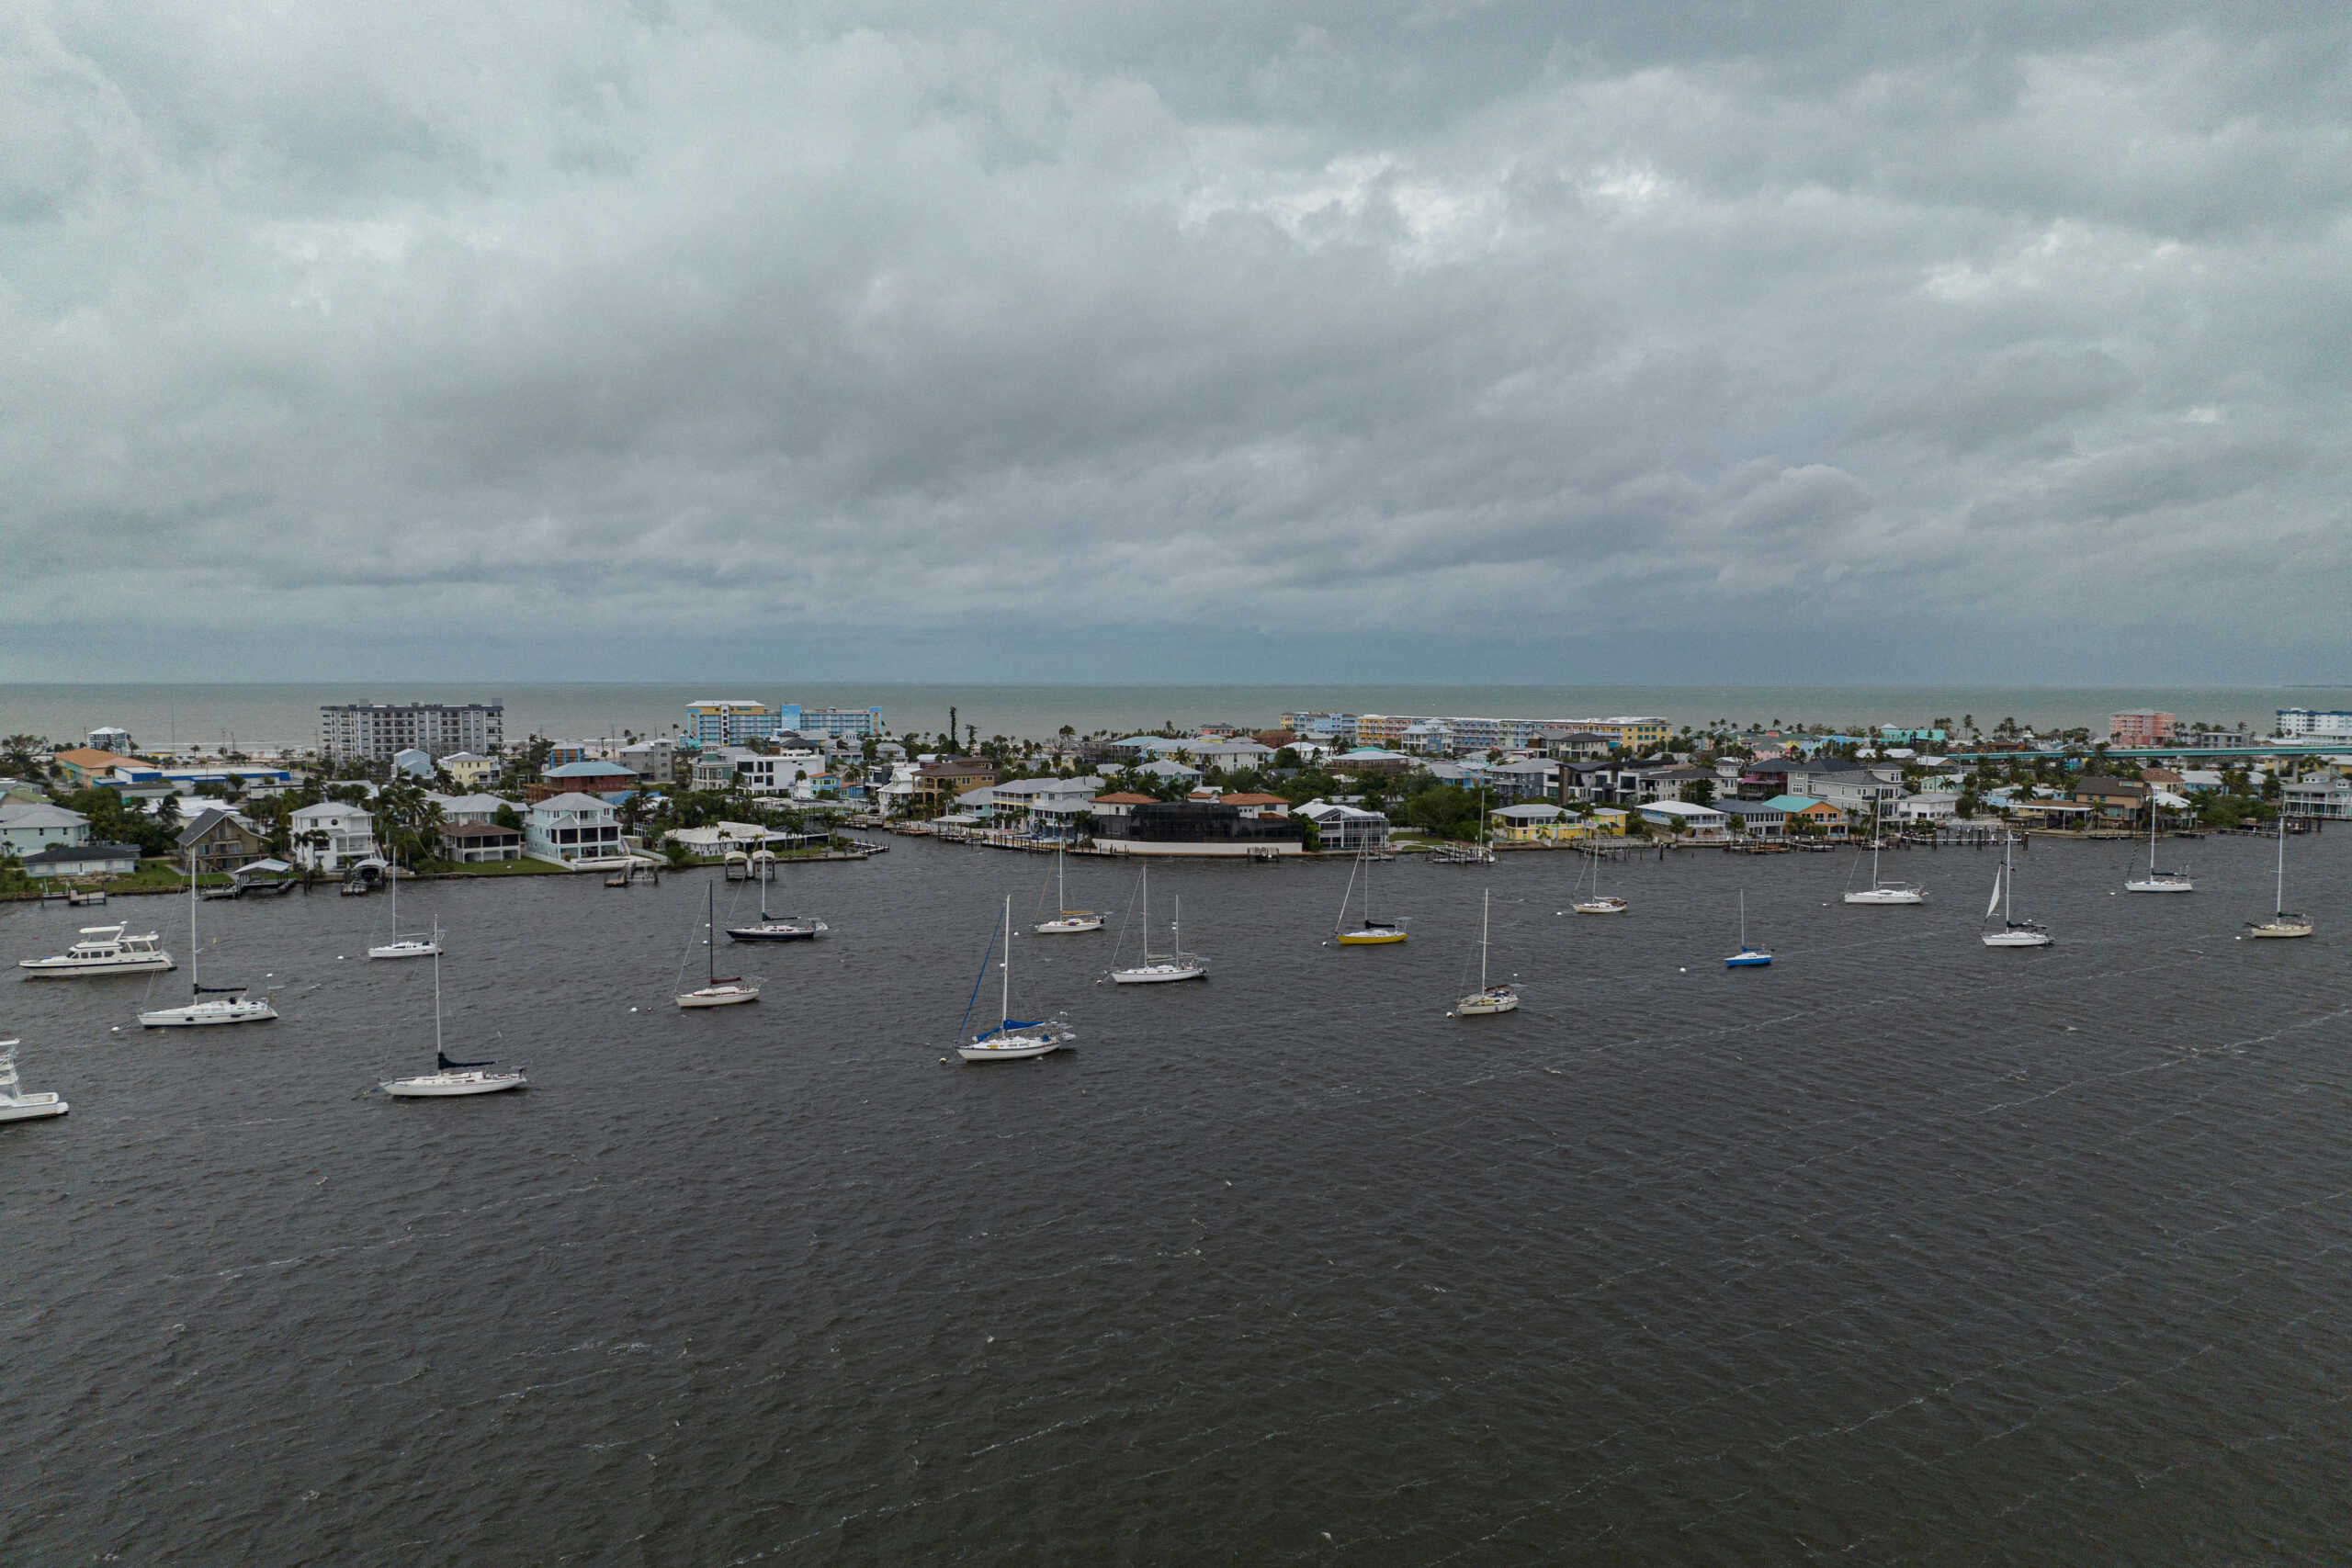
[2109,711,2176,746]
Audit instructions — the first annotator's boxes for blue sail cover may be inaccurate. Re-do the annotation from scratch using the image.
[971,1020,1045,1042]
[437,1051,495,1070]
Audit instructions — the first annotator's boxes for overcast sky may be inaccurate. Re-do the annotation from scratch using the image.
[4,3,2346,683]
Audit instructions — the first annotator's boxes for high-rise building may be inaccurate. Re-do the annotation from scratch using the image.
[780,705,885,739]
[320,702,503,762]
[2276,708,2352,740]
[2109,711,2177,746]
[685,700,783,747]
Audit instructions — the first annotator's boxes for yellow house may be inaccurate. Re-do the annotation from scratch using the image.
[438,751,503,790]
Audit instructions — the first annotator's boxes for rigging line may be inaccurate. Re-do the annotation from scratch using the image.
[954,914,999,1043]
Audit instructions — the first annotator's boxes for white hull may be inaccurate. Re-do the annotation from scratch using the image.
[1453,989,1520,1015]
[1981,930,2053,947]
[1111,962,1205,983]
[1571,898,1626,915]
[368,940,442,960]
[677,984,759,1008]
[140,998,278,1028]
[727,920,827,942]
[2245,921,2314,939]
[0,1094,67,1122]
[1843,887,1926,905]
[2123,878,2193,894]
[957,1034,1065,1062]
[1035,917,1103,934]
[383,1070,527,1097]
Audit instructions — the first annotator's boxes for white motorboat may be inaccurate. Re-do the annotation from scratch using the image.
[1034,847,1103,934]
[1110,867,1205,983]
[1842,837,1926,904]
[367,859,441,959]
[2124,795,2193,894]
[956,895,1073,1061]
[1453,888,1520,1015]
[140,857,277,1027]
[19,924,175,978]
[678,883,759,1007]
[380,951,526,1097]
[728,857,828,942]
[1333,851,1409,943]
[1570,848,1626,914]
[0,1041,68,1122]
[1981,836,2052,947]
[2245,815,2312,938]
[1724,888,1773,966]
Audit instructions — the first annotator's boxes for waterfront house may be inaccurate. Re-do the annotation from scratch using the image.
[176,807,267,876]
[528,760,640,803]
[288,803,379,872]
[1886,791,1961,825]
[1088,792,1157,821]
[423,792,510,827]
[20,841,141,880]
[1488,803,1573,842]
[1091,800,1306,856]
[439,821,524,863]
[1715,800,1788,839]
[1764,795,1848,839]
[2071,774,2149,826]
[1222,793,1294,822]
[987,775,1106,839]
[525,793,625,865]
[2283,774,2352,820]
[913,759,999,813]
[1294,800,1391,852]
[1638,800,1730,838]
[438,751,503,790]
[0,801,91,858]
[392,748,435,780]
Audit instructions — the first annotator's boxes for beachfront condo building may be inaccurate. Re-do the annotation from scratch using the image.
[320,701,504,763]
[780,705,885,739]
[2109,711,2177,746]
[2276,708,2352,740]
[685,701,784,747]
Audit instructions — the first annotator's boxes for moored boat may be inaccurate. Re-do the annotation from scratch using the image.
[0,1040,68,1122]
[19,925,175,978]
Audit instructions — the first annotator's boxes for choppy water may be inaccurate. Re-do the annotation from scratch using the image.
[5,832,2348,1563]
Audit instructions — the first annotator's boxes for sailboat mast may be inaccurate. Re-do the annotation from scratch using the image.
[187,851,199,997]
[2277,811,2288,916]
[1001,895,1012,1026]
[1479,888,1490,990]
[2005,835,2015,924]
[432,948,444,1057]
[707,883,716,985]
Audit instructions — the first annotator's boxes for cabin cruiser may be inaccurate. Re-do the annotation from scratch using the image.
[19,925,175,978]
[0,1041,68,1122]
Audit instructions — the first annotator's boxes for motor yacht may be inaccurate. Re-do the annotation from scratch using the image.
[19,925,174,978]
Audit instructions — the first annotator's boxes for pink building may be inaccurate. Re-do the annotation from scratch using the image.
[2109,711,2176,746]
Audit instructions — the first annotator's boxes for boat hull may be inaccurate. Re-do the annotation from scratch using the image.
[1111,963,1206,983]
[1571,899,1627,915]
[957,1036,1064,1062]
[726,923,826,942]
[1981,931,2053,947]
[1724,953,1772,967]
[1334,929,1408,945]
[18,956,175,977]
[383,1072,527,1097]
[139,1000,278,1028]
[2245,922,2314,939]
[677,986,760,1008]
[1035,917,1103,934]
[0,1095,67,1122]
[368,942,442,960]
[1843,889,1926,905]
[1453,990,1520,1015]
[2123,879,2194,894]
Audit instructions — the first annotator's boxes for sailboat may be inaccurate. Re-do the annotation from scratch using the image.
[1110,866,1205,982]
[1980,834,2052,947]
[1333,850,1409,943]
[1570,840,1626,914]
[1841,833,1926,904]
[956,895,1074,1061]
[1452,888,1520,1014]
[2245,813,2313,938]
[367,856,441,959]
[1034,846,1103,934]
[139,854,278,1027]
[726,855,829,942]
[1724,889,1772,966]
[2124,791,2193,893]
[0,1040,69,1122]
[677,883,760,1006]
[379,949,527,1097]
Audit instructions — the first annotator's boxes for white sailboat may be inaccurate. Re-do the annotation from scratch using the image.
[367,857,441,959]
[956,895,1074,1061]
[139,856,278,1027]
[1842,834,1926,904]
[726,856,829,942]
[1035,847,1103,934]
[1110,866,1205,983]
[2245,814,2313,938]
[1570,842,1626,914]
[1980,835,2052,947]
[678,882,760,1006]
[18,923,175,977]
[0,1040,69,1122]
[1452,888,1520,1015]
[379,949,527,1097]
[1724,889,1772,966]
[1333,850,1409,943]
[2124,792,2193,893]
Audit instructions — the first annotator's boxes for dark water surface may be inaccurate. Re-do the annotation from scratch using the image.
[5,833,2348,1563]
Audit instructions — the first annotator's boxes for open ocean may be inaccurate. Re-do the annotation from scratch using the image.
[5,829,2348,1562]
[3,682,2346,751]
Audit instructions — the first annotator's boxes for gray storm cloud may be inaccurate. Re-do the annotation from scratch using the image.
[2,2,2346,681]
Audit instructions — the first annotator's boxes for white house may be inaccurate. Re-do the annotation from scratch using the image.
[424,792,510,826]
[0,802,91,858]
[526,793,625,865]
[1638,800,1730,837]
[288,802,379,871]
[1886,790,1960,824]
[392,747,435,780]
[1295,799,1391,852]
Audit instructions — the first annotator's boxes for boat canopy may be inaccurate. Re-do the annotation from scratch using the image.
[972,1019,1045,1042]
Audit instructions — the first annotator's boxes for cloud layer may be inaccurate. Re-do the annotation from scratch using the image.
[4,2,2347,681]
